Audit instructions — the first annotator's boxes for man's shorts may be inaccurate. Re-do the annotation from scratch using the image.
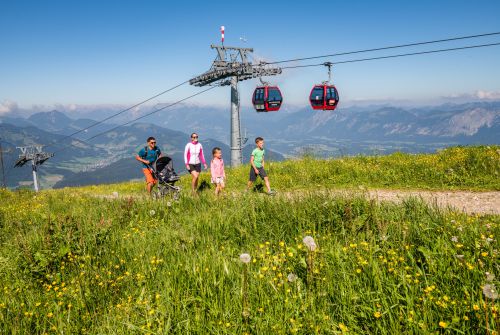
[188,163,202,173]
[249,166,267,182]
[142,168,157,184]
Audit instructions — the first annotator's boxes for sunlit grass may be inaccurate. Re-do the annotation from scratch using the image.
[72,145,500,198]
[0,145,499,334]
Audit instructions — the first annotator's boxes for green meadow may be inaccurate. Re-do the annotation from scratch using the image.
[0,146,499,334]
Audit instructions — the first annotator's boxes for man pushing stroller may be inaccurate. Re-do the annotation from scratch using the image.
[135,136,179,193]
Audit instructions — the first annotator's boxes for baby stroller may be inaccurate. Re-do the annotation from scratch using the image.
[150,156,181,200]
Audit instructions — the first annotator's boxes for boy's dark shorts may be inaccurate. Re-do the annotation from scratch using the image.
[188,163,202,173]
[249,166,267,182]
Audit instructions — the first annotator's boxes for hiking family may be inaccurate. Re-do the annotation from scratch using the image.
[135,134,276,196]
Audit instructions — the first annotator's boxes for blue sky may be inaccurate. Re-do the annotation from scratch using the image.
[1,0,500,112]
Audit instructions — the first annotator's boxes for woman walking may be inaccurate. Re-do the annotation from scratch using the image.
[184,133,207,194]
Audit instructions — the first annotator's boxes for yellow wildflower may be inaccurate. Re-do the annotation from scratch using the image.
[338,323,348,332]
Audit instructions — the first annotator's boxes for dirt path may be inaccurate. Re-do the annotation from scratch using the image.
[96,189,500,215]
[279,189,499,215]
[365,190,500,215]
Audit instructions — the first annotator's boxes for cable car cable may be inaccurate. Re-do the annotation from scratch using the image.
[260,31,500,66]
[31,31,500,149]
[45,79,190,149]
[51,86,217,156]
[279,42,500,70]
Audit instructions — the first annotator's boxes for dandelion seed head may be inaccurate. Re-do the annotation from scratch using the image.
[483,284,498,300]
[149,210,156,216]
[287,273,298,282]
[239,253,251,264]
[303,236,314,245]
[166,201,172,207]
[485,272,495,282]
[302,236,317,251]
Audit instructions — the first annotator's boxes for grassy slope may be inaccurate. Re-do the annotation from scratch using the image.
[0,146,499,334]
[75,145,500,197]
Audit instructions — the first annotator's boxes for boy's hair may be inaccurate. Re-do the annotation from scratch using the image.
[212,147,221,156]
[255,137,264,144]
[147,136,156,143]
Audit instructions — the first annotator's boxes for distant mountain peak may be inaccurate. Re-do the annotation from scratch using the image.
[28,110,72,125]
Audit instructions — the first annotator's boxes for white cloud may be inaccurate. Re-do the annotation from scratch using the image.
[475,90,500,100]
[441,90,500,101]
[0,100,19,115]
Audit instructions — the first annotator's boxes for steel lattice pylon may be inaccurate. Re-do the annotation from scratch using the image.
[190,45,281,167]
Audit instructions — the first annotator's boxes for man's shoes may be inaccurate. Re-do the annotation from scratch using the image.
[267,189,277,196]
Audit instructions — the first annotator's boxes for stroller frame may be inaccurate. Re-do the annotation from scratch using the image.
[150,156,181,200]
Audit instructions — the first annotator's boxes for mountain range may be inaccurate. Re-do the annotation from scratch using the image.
[0,100,498,189]
[0,113,285,189]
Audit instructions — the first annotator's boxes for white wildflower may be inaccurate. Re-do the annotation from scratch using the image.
[302,236,317,251]
[287,273,298,282]
[486,272,495,282]
[483,284,498,300]
[239,253,251,264]
[149,209,156,216]
[451,236,458,243]
[166,201,172,207]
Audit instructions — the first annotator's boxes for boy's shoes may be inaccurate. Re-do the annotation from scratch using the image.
[267,189,277,196]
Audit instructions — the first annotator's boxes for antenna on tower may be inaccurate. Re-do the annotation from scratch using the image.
[14,145,54,192]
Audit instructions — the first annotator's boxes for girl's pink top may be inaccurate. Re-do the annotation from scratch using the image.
[210,157,225,181]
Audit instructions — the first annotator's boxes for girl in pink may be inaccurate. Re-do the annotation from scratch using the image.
[184,133,207,194]
[210,147,226,196]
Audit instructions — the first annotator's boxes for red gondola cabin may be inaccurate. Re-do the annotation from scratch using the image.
[252,86,283,112]
[309,85,339,111]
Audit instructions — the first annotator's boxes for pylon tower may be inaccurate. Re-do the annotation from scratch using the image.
[189,44,281,166]
[14,145,54,192]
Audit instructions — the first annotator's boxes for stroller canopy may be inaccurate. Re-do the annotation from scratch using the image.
[154,156,173,173]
